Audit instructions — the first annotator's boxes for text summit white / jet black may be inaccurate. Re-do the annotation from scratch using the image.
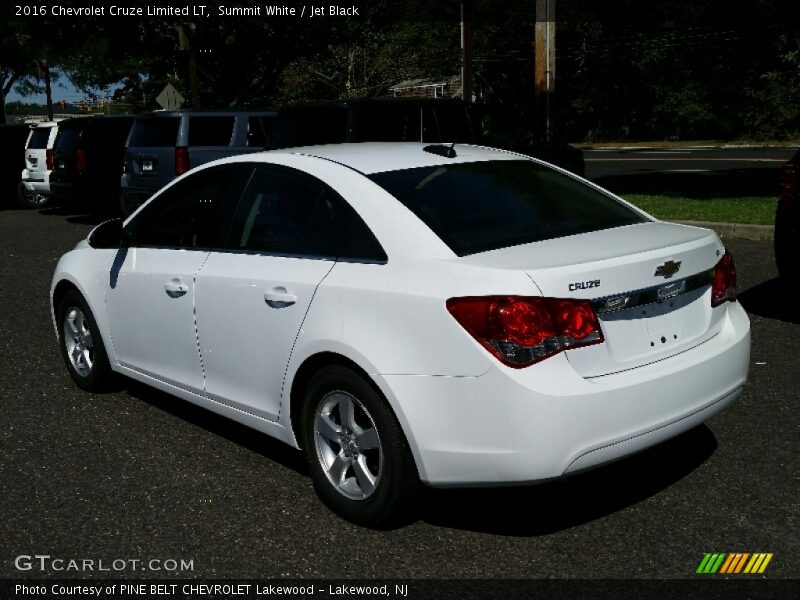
[51,142,750,527]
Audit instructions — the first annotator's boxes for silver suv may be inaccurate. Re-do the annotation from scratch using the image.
[120,110,277,215]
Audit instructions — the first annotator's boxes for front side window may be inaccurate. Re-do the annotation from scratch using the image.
[227,165,386,261]
[369,160,646,256]
[127,166,240,249]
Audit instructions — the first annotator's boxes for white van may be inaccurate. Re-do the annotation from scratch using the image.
[19,121,60,208]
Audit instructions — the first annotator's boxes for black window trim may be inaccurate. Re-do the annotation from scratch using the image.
[123,163,253,251]
[219,162,388,265]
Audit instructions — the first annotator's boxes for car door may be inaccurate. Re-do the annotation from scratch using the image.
[194,165,347,420]
[106,164,246,392]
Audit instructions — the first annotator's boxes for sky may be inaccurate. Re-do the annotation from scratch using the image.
[6,75,117,105]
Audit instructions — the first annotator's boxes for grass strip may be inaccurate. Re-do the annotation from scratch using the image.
[622,194,777,225]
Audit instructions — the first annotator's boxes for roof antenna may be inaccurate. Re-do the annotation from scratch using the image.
[423,143,457,158]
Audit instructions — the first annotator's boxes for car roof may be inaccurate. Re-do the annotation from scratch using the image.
[58,115,136,128]
[254,142,525,175]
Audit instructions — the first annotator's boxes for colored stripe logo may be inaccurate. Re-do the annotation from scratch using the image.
[696,553,773,574]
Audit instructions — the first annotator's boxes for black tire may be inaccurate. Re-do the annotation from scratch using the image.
[57,289,114,392]
[300,365,421,528]
[16,182,50,209]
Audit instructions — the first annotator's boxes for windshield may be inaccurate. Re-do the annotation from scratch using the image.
[369,160,647,256]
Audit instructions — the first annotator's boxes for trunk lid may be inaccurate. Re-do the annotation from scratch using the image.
[125,117,181,192]
[459,221,727,377]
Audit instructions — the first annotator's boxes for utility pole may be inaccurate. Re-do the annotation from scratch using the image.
[461,1,473,103]
[535,0,555,141]
[176,23,199,107]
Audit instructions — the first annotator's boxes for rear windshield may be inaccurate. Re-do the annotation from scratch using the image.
[129,117,180,147]
[27,128,51,149]
[188,116,235,146]
[55,127,81,152]
[369,160,646,256]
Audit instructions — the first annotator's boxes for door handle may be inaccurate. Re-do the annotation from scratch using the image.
[265,287,297,308]
[164,279,189,297]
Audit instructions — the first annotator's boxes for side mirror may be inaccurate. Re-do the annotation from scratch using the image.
[88,218,124,249]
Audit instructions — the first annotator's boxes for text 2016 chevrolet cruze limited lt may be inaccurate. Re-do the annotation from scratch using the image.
[51,143,750,527]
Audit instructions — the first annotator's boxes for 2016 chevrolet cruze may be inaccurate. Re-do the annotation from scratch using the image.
[51,143,750,527]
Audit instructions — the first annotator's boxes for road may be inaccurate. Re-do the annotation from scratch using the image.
[0,204,798,580]
[585,146,797,199]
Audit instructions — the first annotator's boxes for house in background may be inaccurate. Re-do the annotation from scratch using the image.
[389,75,463,99]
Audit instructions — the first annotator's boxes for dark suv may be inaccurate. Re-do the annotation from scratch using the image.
[49,116,136,213]
[775,149,799,280]
[0,124,31,208]
[270,98,584,176]
[120,110,277,215]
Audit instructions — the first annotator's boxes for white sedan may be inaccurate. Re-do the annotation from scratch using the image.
[51,143,750,527]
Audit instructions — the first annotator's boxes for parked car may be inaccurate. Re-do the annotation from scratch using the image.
[775,149,799,280]
[52,143,749,527]
[18,121,60,208]
[0,124,31,208]
[271,98,585,176]
[49,116,136,213]
[120,110,277,215]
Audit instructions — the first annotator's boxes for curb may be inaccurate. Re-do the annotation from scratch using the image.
[668,219,774,241]
[579,143,800,151]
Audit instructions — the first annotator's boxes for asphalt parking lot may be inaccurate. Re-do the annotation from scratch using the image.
[0,203,798,580]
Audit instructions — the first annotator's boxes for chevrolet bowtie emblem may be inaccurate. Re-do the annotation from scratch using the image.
[655,260,681,278]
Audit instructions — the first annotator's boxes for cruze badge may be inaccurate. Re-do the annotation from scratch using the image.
[569,279,600,292]
[655,260,681,279]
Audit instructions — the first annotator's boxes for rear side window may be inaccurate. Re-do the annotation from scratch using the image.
[369,160,646,256]
[227,165,386,261]
[129,118,180,147]
[421,106,475,143]
[188,116,235,146]
[271,107,349,149]
[27,128,51,149]
[351,105,418,141]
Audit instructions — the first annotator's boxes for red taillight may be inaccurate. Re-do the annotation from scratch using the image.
[121,157,128,174]
[778,160,798,210]
[175,146,189,175]
[446,296,604,368]
[45,149,54,171]
[711,251,737,307]
[75,148,87,172]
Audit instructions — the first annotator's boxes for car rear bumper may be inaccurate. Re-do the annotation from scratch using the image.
[378,301,750,487]
[21,169,49,193]
[49,181,81,199]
